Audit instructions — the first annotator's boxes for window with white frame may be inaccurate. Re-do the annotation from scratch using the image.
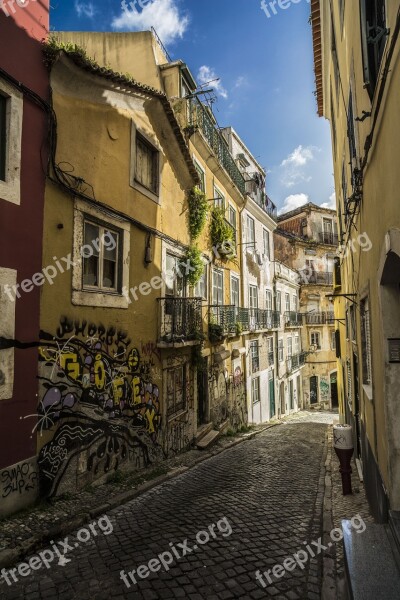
[278,339,284,362]
[285,293,290,313]
[194,159,206,193]
[135,132,159,195]
[251,376,260,404]
[231,275,240,307]
[361,297,372,385]
[263,228,270,258]
[72,202,130,309]
[212,269,224,306]
[266,290,272,312]
[287,337,293,357]
[194,262,207,300]
[82,220,121,292]
[267,337,274,364]
[246,215,255,249]
[250,340,260,373]
[0,79,23,205]
[214,185,225,210]
[228,204,237,244]
[331,330,336,350]
[310,331,321,350]
[276,291,281,313]
[165,253,186,297]
[166,365,186,417]
[249,285,258,311]
[294,335,300,355]
[292,294,298,312]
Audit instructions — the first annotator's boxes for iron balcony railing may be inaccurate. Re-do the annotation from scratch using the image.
[284,311,303,327]
[245,180,278,222]
[318,231,339,246]
[299,270,334,286]
[158,297,202,344]
[208,306,280,339]
[287,352,307,373]
[188,97,246,195]
[305,312,336,325]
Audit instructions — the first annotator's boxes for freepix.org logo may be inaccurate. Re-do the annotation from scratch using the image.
[261,0,310,19]
[1,0,36,17]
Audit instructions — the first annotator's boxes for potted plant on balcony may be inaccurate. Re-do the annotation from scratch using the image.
[210,206,235,258]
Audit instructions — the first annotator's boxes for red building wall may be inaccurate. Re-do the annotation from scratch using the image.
[0,2,49,471]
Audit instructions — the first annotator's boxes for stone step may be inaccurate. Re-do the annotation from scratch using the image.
[195,422,213,443]
[196,429,220,450]
[342,519,400,599]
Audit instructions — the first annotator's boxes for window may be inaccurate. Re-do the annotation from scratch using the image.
[135,133,159,195]
[231,275,240,307]
[194,263,207,300]
[165,253,186,297]
[194,159,206,193]
[228,205,237,244]
[360,0,388,100]
[347,360,353,406]
[331,331,336,351]
[250,340,260,373]
[310,332,321,350]
[82,220,120,292]
[263,228,270,258]
[214,185,225,209]
[166,365,186,417]
[347,89,357,170]
[251,376,260,404]
[285,293,290,313]
[0,79,23,205]
[278,339,284,362]
[276,291,282,313]
[266,290,272,312]
[0,267,17,400]
[287,337,293,357]
[212,269,224,305]
[249,285,258,311]
[339,0,345,31]
[246,215,255,249]
[361,298,372,385]
[181,76,192,98]
[292,295,298,312]
[0,94,6,182]
[268,337,274,362]
[295,336,300,355]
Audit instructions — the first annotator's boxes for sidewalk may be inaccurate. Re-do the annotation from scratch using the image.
[322,428,375,600]
[0,418,288,569]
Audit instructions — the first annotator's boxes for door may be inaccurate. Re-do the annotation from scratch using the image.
[269,375,275,418]
[289,379,294,410]
[280,381,285,415]
[310,375,318,404]
[197,358,209,426]
[353,352,362,459]
[330,372,339,409]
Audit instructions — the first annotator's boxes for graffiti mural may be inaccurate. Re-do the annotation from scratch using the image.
[36,318,163,497]
[1,461,38,499]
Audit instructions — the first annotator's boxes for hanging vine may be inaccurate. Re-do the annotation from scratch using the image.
[188,187,208,240]
[185,244,204,287]
[210,206,234,253]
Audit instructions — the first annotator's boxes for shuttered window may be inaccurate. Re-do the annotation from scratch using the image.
[361,298,373,385]
[0,94,6,181]
[360,0,388,100]
[135,134,159,194]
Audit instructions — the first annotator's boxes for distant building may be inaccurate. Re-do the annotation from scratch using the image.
[275,203,338,411]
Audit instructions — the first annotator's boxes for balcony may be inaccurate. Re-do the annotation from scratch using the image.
[245,179,278,222]
[158,297,202,345]
[208,306,280,341]
[284,311,303,327]
[318,231,339,246]
[299,270,334,286]
[287,352,307,373]
[305,311,335,325]
[187,97,246,195]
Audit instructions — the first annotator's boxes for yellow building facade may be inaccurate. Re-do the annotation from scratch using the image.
[311,0,400,520]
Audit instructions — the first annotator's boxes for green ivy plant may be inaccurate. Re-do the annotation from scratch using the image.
[210,206,234,255]
[185,245,204,287]
[188,187,208,240]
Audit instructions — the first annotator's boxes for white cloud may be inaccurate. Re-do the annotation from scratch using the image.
[320,192,337,210]
[279,193,309,215]
[234,76,247,89]
[112,0,189,46]
[197,65,228,99]
[280,145,317,188]
[75,1,96,18]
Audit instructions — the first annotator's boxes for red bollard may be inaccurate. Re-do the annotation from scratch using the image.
[333,424,354,495]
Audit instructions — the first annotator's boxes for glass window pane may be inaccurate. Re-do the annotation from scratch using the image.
[83,255,99,287]
[103,259,116,289]
[84,222,100,257]
[103,230,117,261]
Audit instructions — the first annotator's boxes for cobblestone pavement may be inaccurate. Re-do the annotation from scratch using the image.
[0,412,333,600]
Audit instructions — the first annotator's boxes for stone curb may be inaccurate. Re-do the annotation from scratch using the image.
[322,426,336,600]
[0,420,283,569]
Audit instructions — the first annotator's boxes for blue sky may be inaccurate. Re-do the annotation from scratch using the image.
[51,0,335,213]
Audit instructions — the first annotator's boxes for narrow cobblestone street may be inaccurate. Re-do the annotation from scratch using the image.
[0,413,334,600]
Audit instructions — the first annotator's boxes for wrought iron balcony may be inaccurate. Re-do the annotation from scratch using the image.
[158,297,202,344]
[305,312,335,325]
[326,312,335,324]
[299,270,334,286]
[187,97,246,195]
[245,180,278,222]
[287,352,307,373]
[318,231,339,246]
[284,311,303,327]
[208,306,279,340]
[209,305,237,341]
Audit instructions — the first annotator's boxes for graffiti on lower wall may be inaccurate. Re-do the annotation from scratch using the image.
[1,460,38,499]
[208,364,247,431]
[37,317,164,497]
